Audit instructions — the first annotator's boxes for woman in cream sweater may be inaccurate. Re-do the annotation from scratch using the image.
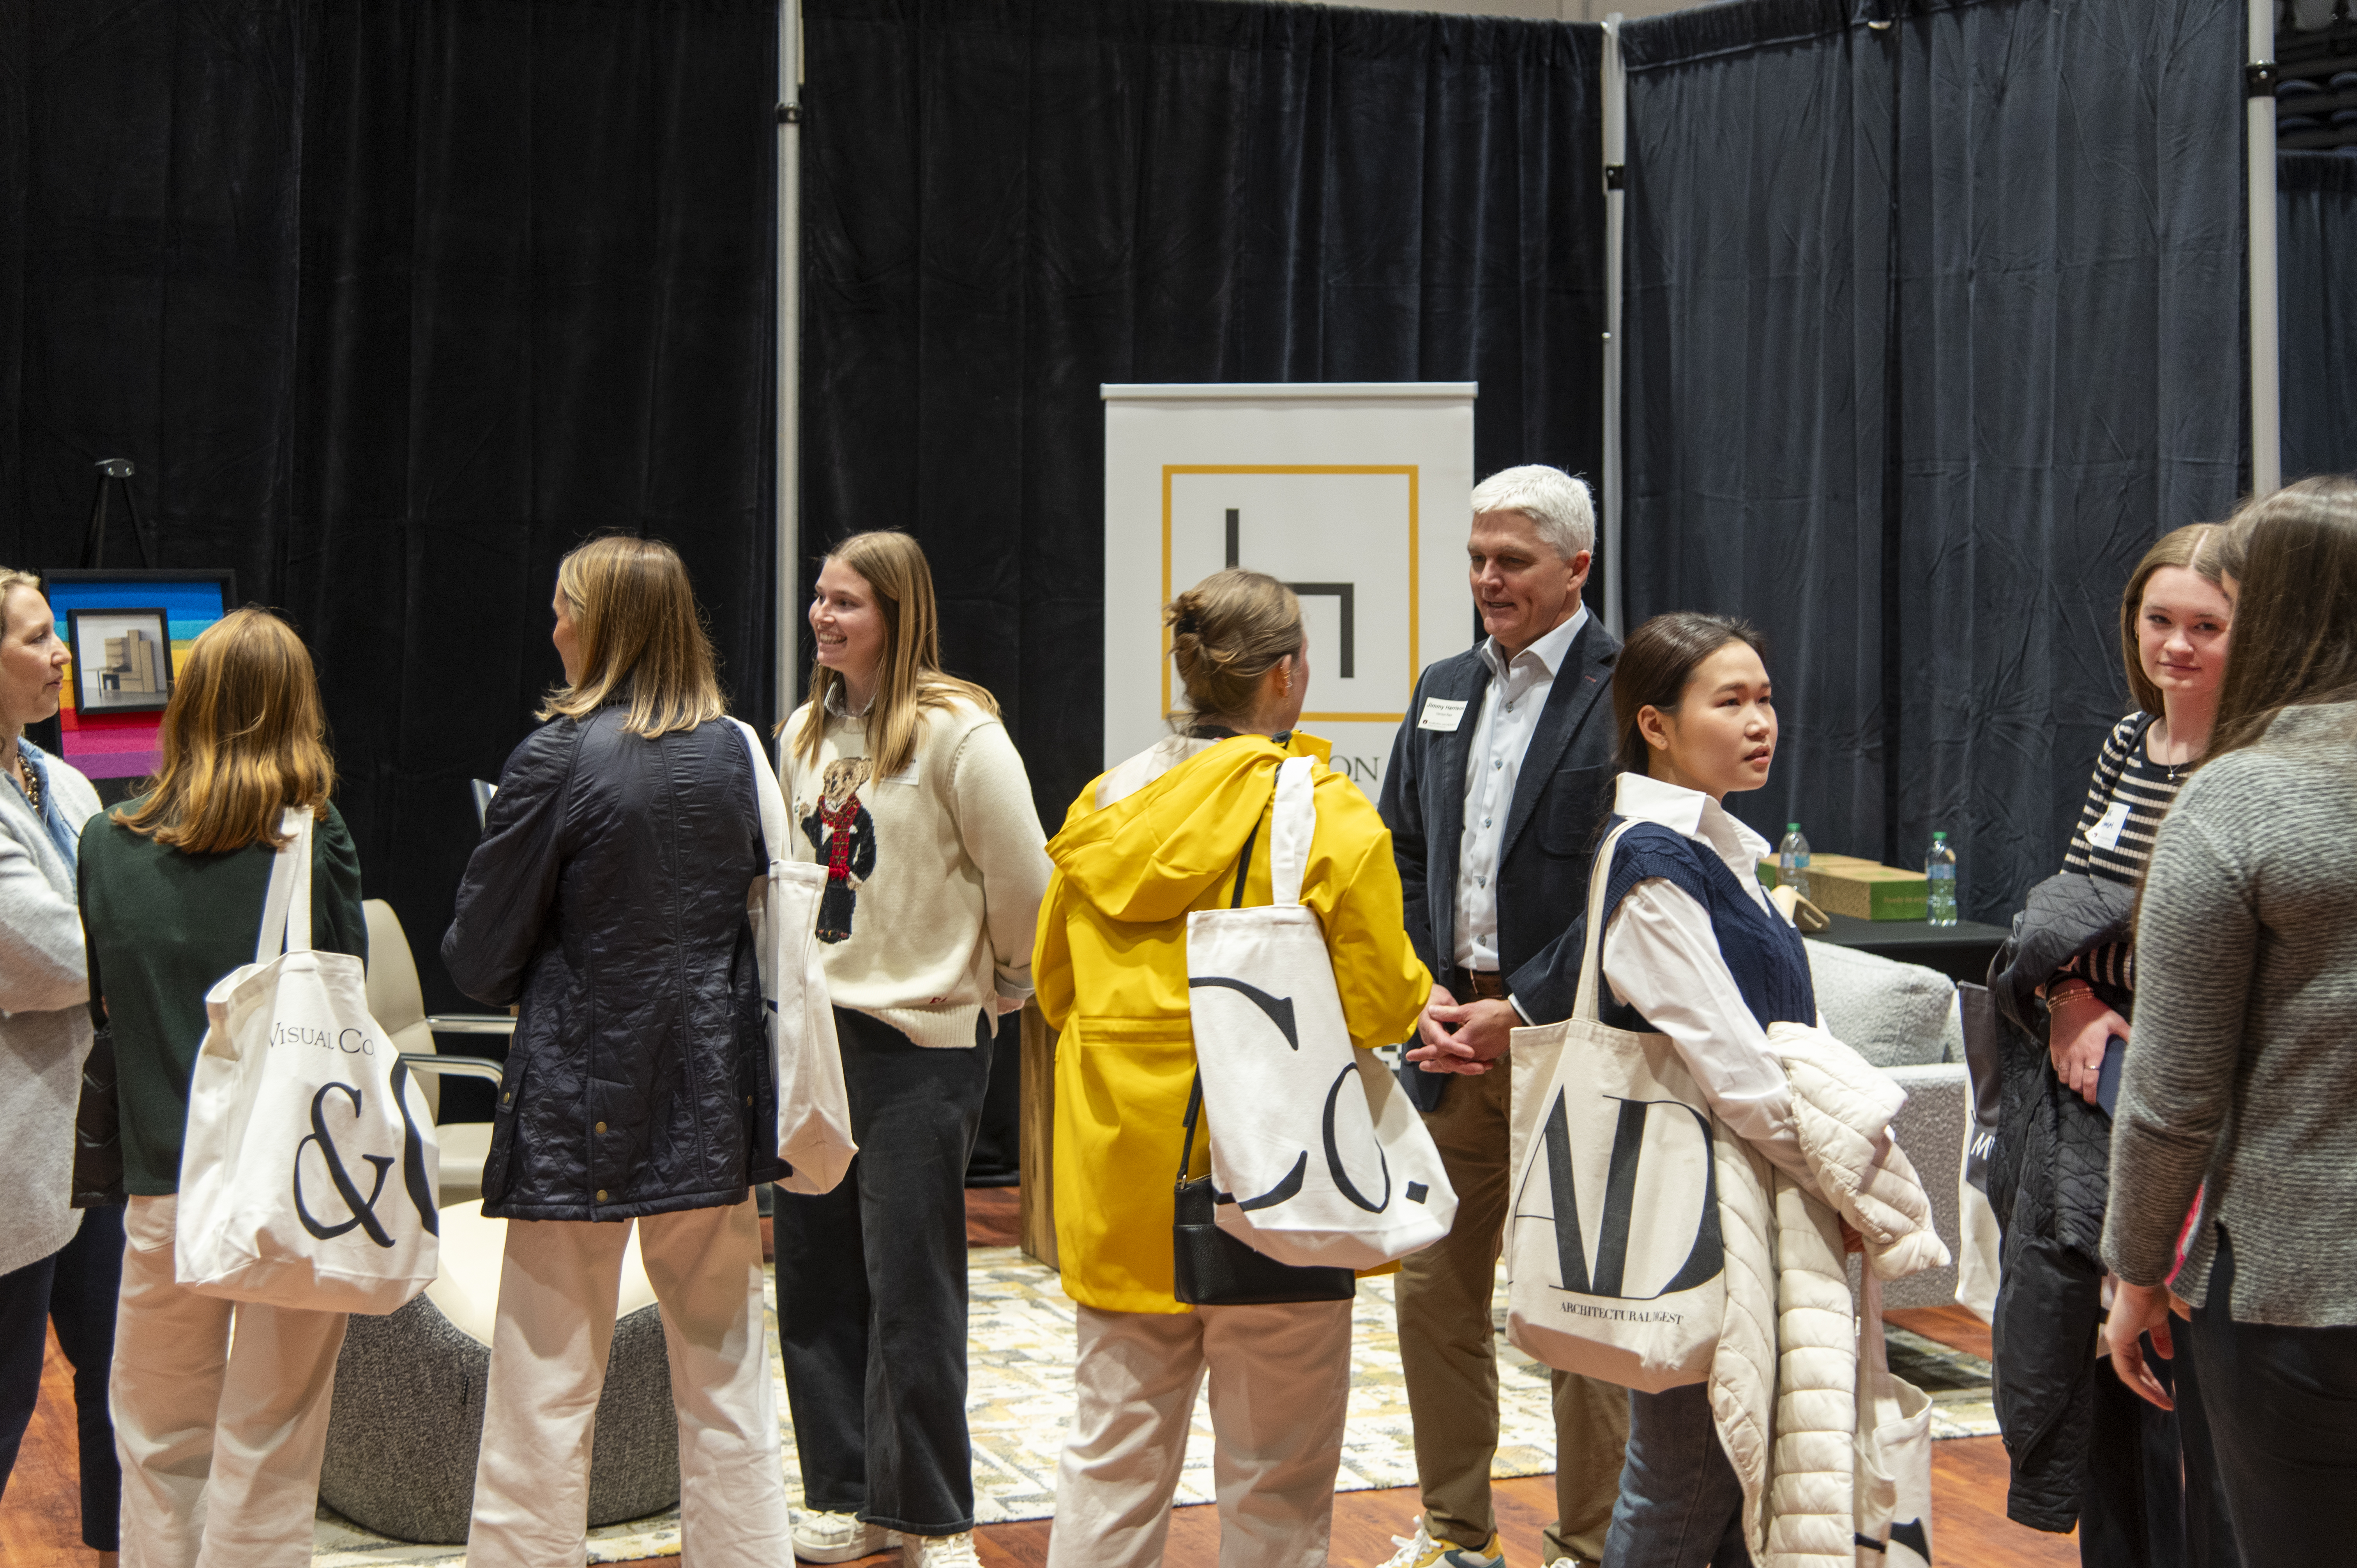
[774,530,1050,1568]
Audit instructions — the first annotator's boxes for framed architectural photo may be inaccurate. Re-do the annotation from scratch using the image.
[39,567,236,782]
[67,606,175,714]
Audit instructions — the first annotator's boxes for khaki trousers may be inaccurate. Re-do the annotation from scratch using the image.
[1048,1299,1354,1568]
[1395,1065,1631,1566]
[465,1195,789,1568]
[111,1195,349,1568]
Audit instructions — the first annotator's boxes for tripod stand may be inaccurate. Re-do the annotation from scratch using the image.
[82,457,156,570]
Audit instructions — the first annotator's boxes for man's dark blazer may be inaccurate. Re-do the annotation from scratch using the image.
[1376,615,1621,1113]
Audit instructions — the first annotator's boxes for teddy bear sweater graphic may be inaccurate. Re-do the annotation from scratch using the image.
[801,758,877,943]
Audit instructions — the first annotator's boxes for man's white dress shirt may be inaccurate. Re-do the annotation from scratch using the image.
[1599,771,1811,1185]
[1452,605,1588,976]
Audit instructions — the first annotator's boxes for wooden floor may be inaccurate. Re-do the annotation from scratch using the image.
[1,1186,2074,1568]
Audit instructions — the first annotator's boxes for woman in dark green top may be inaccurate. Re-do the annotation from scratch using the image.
[80,806,365,1196]
[77,608,367,1568]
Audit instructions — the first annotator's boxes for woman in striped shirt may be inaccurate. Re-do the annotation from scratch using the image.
[2045,525,2234,1098]
[2016,521,2238,1568]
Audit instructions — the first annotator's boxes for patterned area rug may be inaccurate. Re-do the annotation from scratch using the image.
[313,1249,1997,1563]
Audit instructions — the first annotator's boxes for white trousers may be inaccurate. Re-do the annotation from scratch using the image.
[1048,1299,1355,1568]
[111,1194,349,1568]
[464,1195,789,1568]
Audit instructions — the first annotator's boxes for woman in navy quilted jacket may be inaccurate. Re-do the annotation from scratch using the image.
[443,535,790,1568]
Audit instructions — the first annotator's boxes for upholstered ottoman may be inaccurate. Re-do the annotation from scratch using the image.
[318,1201,681,1544]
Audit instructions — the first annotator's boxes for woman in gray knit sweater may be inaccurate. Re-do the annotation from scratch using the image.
[2104,474,2357,1563]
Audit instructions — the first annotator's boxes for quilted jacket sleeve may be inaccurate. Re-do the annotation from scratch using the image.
[443,722,574,1007]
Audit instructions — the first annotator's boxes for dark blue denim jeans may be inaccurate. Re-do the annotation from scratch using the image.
[1603,1383,1752,1568]
[0,1204,124,1550]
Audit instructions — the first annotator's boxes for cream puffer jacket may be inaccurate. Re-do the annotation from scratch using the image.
[1707,1019,1951,1568]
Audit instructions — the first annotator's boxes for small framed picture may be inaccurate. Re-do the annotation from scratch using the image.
[67,607,175,714]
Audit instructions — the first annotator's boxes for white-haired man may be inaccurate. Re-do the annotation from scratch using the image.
[1375,465,1627,1568]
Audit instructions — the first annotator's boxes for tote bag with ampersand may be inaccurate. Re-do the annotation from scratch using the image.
[1184,755,1457,1271]
[176,808,440,1314]
[1504,818,1736,1392]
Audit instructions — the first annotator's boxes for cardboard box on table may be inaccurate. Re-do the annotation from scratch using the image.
[1757,854,1930,922]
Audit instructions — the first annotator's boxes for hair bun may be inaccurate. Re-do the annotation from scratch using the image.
[1172,614,1200,637]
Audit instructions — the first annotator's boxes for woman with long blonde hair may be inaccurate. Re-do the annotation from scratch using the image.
[442,534,792,1568]
[79,606,370,1568]
[775,530,1048,1568]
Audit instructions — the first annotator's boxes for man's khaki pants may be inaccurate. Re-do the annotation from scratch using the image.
[1396,1065,1631,1566]
[1048,1298,1354,1568]
[111,1195,349,1568]
[466,1194,789,1568]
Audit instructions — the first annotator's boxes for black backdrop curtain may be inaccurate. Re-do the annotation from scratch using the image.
[800,0,1607,828]
[0,0,779,1030]
[2279,151,2357,483]
[1622,0,2244,923]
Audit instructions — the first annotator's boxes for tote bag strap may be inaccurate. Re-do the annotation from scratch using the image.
[253,806,315,965]
[1268,755,1314,909]
[726,716,792,873]
[1176,1071,1208,1185]
[1569,816,1645,1026]
[1176,814,1265,1183]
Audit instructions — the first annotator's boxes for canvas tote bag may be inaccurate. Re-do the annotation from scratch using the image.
[1185,754,1457,1271]
[1504,818,1732,1391]
[1853,1270,1935,1566]
[733,719,856,1195]
[177,808,440,1313]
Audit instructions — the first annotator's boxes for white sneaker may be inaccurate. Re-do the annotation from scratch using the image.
[792,1508,891,1563]
[1377,1515,1505,1567]
[901,1531,983,1568]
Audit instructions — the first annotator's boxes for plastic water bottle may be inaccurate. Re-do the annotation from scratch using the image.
[1776,823,1811,904]
[1926,832,1958,926]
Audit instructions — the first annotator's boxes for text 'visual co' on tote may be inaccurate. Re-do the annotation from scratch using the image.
[1504,818,1740,1392]
[1183,754,1458,1273]
[176,807,441,1314]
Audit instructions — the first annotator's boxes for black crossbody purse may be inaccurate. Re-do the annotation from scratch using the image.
[1170,821,1356,1307]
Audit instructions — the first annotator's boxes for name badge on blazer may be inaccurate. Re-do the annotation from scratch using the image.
[1418,697,1468,732]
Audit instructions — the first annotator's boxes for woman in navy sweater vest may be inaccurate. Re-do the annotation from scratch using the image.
[1588,613,1826,1568]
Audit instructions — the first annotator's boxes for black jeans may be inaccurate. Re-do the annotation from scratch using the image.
[2080,1331,2239,1568]
[0,1204,124,1550]
[774,1008,991,1536]
[2184,1229,2357,1565]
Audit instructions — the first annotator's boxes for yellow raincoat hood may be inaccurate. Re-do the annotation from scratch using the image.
[1044,732,1328,925]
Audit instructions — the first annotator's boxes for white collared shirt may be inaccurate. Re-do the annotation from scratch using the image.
[1453,605,1588,973]
[1600,772,1811,1185]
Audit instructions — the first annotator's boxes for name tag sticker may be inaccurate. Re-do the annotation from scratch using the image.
[2088,799,2133,852]
[1418,697,1468,733]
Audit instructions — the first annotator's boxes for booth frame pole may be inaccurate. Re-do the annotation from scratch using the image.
[1600,14,1627,638]
[776,0,804,728]
[2247,0,2280,497]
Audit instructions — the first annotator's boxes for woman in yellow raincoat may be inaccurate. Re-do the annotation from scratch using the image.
[1033,568,1431,1568]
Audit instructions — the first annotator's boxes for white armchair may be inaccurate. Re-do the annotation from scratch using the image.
[360,899,514,1208]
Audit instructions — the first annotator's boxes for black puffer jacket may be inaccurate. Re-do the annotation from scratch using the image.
[1985,870,2135,1533]
[444,706,784,1221]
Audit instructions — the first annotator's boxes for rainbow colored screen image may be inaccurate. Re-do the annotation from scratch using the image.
[44,572,235,780]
